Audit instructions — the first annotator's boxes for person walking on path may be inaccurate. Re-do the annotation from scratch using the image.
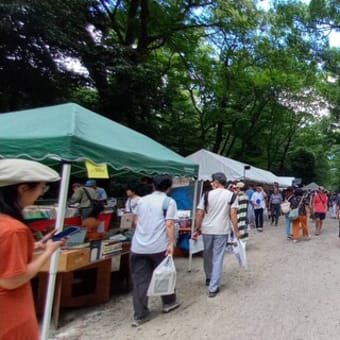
[283,187,294,240]
[193,172,240,298]
[251,185,267,232]
[0,159,66,340]
[130,174,180,327]
[290,188,311,243]
[235,182,249,239]
[310,186,328,236]
[336,192,340,238]
[269,186,283,226]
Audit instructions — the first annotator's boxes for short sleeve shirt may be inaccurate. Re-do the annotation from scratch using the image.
[0,214,39,339]
[131,191,177,254]
[312,192,328,213]
[197,188,238,235]
[95,187,108,200]
[125,196,140,214]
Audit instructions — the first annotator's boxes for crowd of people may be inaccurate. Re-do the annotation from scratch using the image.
[1,158,340,336]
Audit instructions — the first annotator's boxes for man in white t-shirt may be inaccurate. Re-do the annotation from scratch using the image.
[251,185,267,232]
[130,174,180,327]
[192,172,239,298]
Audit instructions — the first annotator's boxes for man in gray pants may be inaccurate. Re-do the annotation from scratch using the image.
[130,174,180,326]
[192,172,239,297]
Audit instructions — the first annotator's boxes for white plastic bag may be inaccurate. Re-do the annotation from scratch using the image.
[147,255,177,296]
[189,234,204,254]
[232,239,248,269]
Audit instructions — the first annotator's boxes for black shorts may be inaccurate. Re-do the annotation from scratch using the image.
[314,212,326,220]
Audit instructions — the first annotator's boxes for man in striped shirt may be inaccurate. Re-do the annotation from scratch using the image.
[235,182,249,240]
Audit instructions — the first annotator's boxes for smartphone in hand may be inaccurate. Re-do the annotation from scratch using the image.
[51,226,80,242]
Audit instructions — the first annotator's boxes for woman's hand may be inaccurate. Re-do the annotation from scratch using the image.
[44,238,66,254]
[34,229,58,250]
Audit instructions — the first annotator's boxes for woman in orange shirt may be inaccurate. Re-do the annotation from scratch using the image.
[311,187,328,236]
[0,159,65,340]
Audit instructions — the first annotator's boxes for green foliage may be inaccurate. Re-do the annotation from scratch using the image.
[288,148,317,184]
[0,0,339,184]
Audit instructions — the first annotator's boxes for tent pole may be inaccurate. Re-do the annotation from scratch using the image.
[188,179,199,272]
[41,162,71,340]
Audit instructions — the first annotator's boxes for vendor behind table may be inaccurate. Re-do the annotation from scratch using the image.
[69,182,96,219]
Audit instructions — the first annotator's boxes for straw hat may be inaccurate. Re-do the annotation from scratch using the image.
[0,159,60,187]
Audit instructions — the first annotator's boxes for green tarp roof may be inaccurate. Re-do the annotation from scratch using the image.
[0,103,198,177]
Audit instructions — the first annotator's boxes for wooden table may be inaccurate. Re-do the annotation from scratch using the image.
[33,257,112,328]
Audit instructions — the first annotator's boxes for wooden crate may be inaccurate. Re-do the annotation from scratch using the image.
[34,248,90,272]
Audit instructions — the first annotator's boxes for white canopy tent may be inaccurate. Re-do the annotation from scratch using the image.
[186,149,284,185]
[302,182,320,191]
[277,176,295,187]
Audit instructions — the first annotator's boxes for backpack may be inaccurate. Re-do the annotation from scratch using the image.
[162,196,171,218]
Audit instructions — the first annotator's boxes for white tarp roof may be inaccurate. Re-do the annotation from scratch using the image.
[302,182,320,191]
[186,149,284,185]
[277,176,295,187]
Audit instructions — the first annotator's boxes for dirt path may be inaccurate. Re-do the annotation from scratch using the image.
[48,217,340,340]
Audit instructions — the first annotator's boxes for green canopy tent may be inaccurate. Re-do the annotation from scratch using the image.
[0,103,198,339]
[0,103,198,177]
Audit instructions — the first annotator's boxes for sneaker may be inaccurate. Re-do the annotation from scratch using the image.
[287,234,293,240]
[257,228,263,232]
[208,287,219,298]
[131,315,151,327]
[293,239,299,243]
[162,300,181,313]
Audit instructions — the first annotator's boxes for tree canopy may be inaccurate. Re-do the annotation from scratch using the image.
[0,0,339,188]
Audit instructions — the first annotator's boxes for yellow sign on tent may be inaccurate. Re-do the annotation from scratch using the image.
[85,160,109,179]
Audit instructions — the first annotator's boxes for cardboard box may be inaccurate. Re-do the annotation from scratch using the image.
[120,213,134,229]
[35,248,90,272]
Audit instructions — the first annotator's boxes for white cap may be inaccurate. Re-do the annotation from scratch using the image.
[0,159,60,187]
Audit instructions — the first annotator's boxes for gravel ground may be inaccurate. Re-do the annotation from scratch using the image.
[45,216,340,340]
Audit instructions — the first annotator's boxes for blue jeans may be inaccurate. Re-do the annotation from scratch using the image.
[284,215,291,236]
[202,234,227,293]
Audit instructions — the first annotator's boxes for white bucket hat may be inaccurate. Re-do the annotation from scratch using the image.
[236,181,245,189]
[0,159,60,187]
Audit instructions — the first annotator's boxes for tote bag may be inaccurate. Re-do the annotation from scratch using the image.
[280,201,291,214]
[288,208,299,221]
